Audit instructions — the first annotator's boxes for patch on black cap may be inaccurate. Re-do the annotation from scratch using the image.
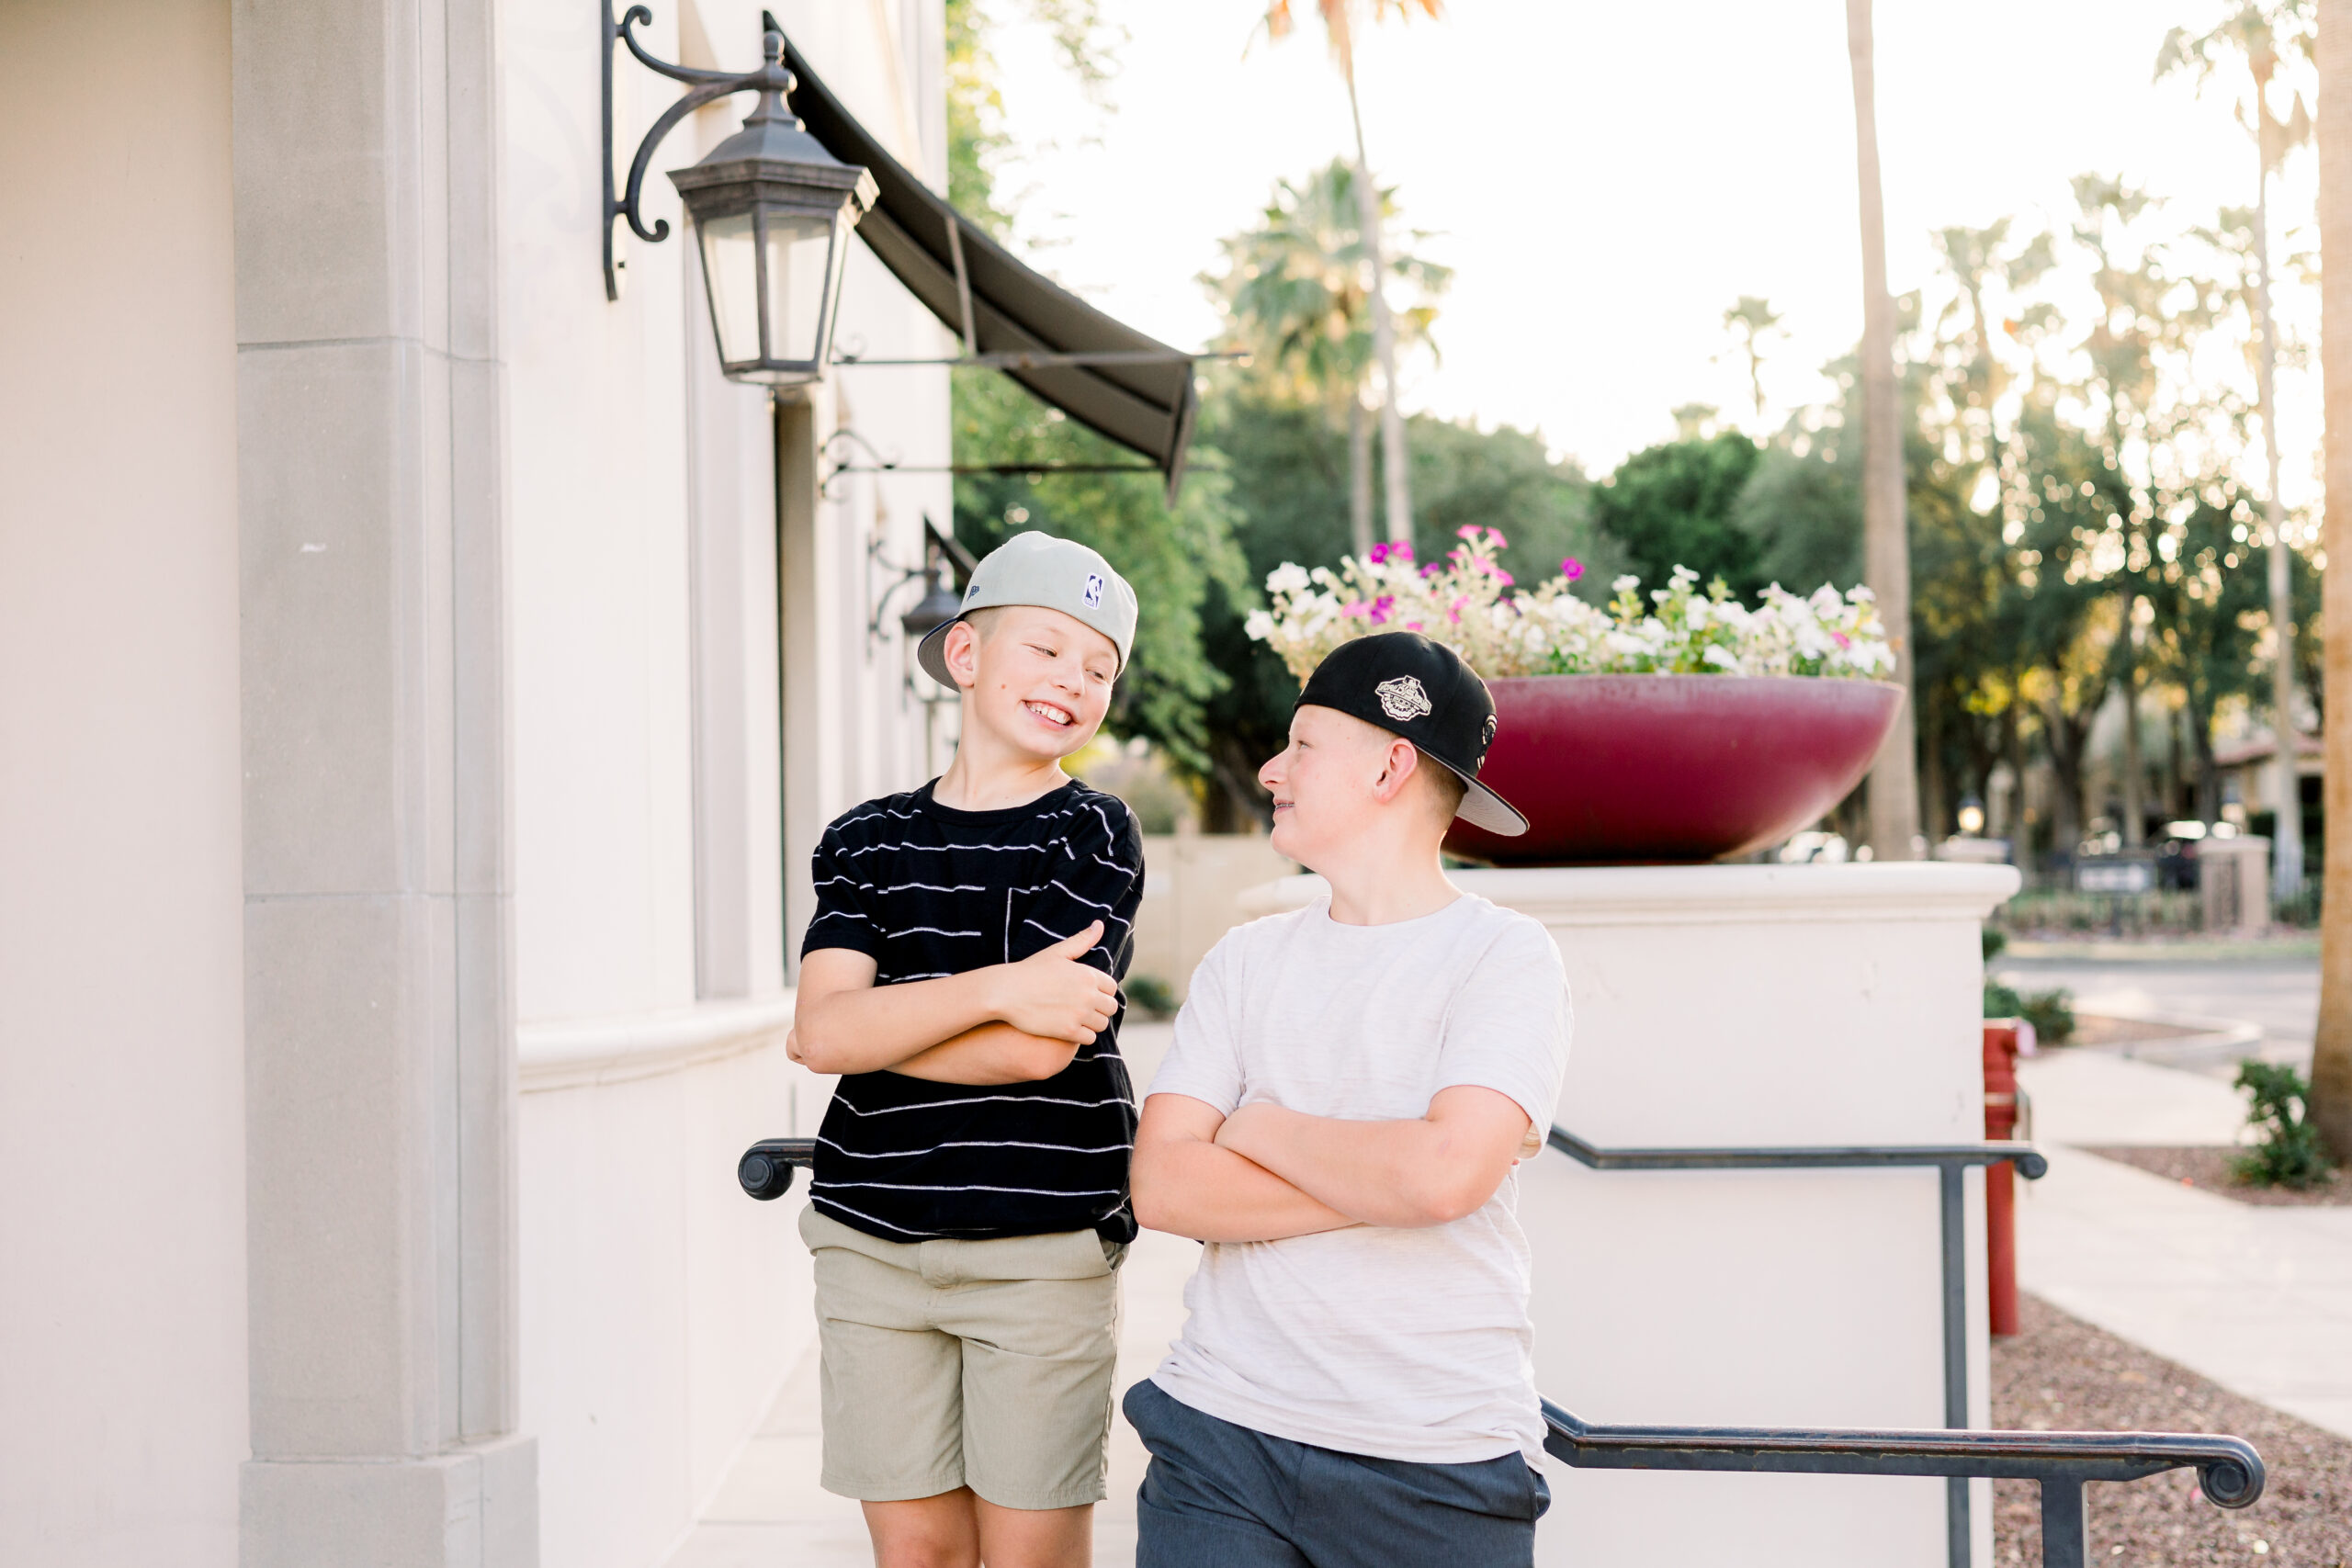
[1295,632,1527,837]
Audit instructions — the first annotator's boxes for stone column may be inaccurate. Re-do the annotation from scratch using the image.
[233,0,535,1562]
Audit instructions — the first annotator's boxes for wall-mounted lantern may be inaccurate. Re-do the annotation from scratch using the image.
[604,7,877,387]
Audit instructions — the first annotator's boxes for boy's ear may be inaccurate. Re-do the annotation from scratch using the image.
[942,619,982,690]
[1370,737,1423,806]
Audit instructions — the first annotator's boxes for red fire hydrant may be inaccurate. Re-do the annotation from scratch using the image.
[1983,1021,2023,1337]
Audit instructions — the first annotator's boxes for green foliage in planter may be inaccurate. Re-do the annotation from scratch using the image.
[2230,1062,2335,1190]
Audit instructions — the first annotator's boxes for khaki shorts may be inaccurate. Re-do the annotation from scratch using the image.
[801,1206,1125,1510]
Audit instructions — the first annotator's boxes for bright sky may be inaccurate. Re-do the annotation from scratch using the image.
[985,0,2324,506]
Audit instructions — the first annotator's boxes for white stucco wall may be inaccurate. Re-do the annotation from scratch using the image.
[503,0,949,1560]
[0,3,247,1564]
[518,1031,826,1568]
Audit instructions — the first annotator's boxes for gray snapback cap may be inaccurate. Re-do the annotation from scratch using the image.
[916,531,1139,688]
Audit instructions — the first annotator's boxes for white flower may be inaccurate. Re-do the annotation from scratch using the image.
[1613,574,1641,593]
[1243,610,1275,642]
[1265,563,1311,595]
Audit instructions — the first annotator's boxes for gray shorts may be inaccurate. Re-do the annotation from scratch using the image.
[1124,1378,1550,1568]
[803,1206,1125,1510]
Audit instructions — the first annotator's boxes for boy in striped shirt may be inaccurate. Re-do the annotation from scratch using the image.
[786,530,1146,1568]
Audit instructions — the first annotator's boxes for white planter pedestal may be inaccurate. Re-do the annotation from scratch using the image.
[1241,862,2020,1568]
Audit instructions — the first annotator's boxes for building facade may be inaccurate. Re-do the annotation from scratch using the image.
[1,2,953,1562]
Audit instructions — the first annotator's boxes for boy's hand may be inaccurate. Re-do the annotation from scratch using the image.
[992,920,1120,1043]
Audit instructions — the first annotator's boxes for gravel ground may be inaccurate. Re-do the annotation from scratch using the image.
[2083,1146,2350,1208]
[1992,1294,2352,1565]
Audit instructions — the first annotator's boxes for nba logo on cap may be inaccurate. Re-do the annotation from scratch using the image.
[1082,572,1104,608]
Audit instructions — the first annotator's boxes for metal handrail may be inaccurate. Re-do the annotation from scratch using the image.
[1548,1122,2045,1567]
[1544,1399,2262,1568]
[1547,1126,2048,1178]
[739,1136,815,1201]
[739,1134,2266,1566]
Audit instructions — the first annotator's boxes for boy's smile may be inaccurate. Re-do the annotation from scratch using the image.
[945,604,1119,767]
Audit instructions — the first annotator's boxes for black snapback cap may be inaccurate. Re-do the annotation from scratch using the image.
[1295,632,1528,837]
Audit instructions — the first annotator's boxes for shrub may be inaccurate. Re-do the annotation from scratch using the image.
[2020,988,2075,1044]
[1124,975,1178,1020]
[1982,981,2072,1043]
[2231,1062,2335,1190]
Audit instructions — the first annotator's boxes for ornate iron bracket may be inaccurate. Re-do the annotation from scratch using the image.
[601,5,793,300]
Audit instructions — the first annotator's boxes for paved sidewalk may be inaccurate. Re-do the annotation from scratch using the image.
[2015,1049,2352,1443]
[1994,952,2319,1077]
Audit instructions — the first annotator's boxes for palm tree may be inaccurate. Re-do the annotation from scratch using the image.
[2308,0,2350,1157]
[1210,160,1449,558]
[1722,296,1784,424]
[1263,0,1442,545]
[1846,0,1921,858]
[2158,0,2314,901]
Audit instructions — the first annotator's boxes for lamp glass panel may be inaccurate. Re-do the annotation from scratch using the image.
[761,212,835,365]
[697,213,761,365]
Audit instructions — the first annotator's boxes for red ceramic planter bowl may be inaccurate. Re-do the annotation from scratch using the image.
[1443,675,1906,866]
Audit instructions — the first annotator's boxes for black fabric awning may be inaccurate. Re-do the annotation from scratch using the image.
[781,39,1199,504]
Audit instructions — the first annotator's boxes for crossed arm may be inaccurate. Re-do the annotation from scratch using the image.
[1130,1086,1535,1242]
[788,923,1120,1086]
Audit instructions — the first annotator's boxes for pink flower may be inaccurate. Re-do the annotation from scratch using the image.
[1340,600,1369,618]
[1457,525,1481,541]
[1403,620,1424,632]
[1447,594,1469,624]
[1368,594,1396,625]
[1367,541,1413,566]
[1831,631,1851,649]
[1485,528,1508,547]
[1561,557,1585,581]
[1421,562,1442,579]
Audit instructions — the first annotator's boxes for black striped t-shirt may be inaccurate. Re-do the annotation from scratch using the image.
[799,778,1146,1243]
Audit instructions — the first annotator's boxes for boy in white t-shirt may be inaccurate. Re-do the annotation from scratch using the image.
[1127,631,1572,1568]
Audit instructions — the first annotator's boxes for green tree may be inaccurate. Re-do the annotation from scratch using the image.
[944,0,1243,773]
[1206,160,1450,558]
[2142,488,2273,818]
[945,0,1123,236]
[953,375,1247,774]
[1846,0,1921,857]
[2158,0,2315,897]
[1187,382,1610,825]
[1721,296,1785,423]
[2000,395,2133,857]
[1261,0,1442,544]
[2310,0,2349,1176]
[1590,433,1765,596]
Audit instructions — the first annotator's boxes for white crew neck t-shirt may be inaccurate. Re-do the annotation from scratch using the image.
[1145,892,1572,1466]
